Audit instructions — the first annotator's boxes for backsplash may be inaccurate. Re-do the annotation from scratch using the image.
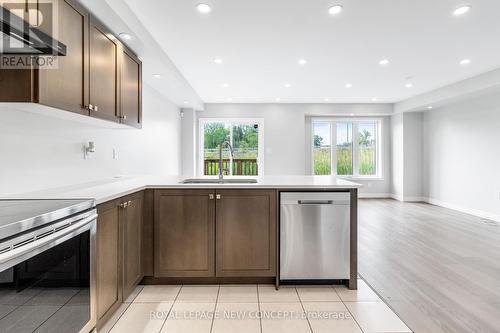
[0,86,181,197]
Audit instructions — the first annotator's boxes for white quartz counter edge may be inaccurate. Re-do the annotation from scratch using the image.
[6,176,362,205]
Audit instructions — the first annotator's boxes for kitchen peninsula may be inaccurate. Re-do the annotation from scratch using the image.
[5,175,361,329]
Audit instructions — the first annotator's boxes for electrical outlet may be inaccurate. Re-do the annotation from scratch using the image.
[113,148,119,160]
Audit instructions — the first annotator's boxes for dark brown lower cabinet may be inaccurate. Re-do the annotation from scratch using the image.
[152,189,276,279]
[154,190,215,277]
[122,191,144,300]
[96,191,144,328]
[215,190,277,277]
[96,199,122,327]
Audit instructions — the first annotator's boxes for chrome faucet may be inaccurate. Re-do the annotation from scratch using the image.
[218,141,234,180]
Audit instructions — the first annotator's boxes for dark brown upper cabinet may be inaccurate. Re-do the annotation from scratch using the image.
[0,0,89,115]
[88,17,119,122]
[0,0,142,128]
[38,0,89,115]
[120,47,142,128]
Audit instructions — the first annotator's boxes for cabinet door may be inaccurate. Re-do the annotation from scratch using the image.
[122,192,143,299]
[89,17,119,122]
[216,190,277,277]
[154,190,215,277]
[96,200,122,323]
[120,47,142,128]
[38,0,89,115]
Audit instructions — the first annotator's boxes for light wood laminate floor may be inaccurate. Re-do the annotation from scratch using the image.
[358,199,500,333]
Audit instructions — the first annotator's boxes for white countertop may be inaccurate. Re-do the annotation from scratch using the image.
[4,175,362,205]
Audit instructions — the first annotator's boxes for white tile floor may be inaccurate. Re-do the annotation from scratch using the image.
[99,280,412,333]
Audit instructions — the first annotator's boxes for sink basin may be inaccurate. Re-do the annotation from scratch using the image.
[181,178,258,184]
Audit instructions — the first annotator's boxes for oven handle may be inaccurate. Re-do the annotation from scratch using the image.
[0,213,97,272]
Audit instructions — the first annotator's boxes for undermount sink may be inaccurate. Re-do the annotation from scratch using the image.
[181,178,258,184]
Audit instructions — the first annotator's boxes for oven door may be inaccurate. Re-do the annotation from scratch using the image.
[0,211,97,333]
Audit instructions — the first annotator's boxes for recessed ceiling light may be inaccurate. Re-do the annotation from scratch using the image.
[196,3,212,13]
[349,113,355,116]
[328,5,343,15]
[222,83,229,88]
[324,98,330,102]
[153,74,161,78]
[427,106,433,109]
[298,59,307,65]
[227,97,232,102]
[405,82,413,88]
[453,5,471,16]
[460,58,471,65]
[345,83,352,88]
[214,58,223,64]
[275,97,281,102]
[183,101,189,105]
[371,98,378,102]
[379,59,390,66]
[119,33,133,40]
[284,83,292,88]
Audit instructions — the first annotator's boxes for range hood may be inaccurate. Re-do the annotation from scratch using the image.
[0,5,66,56]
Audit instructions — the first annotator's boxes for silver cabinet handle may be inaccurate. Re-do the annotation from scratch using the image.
[94,105,98,111]
[216,194,221,200]
[118,115,127,120]
[298,200,333,205]
[209,194,214,200]
[120,202,128,208]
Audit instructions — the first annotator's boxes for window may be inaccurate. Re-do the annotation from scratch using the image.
[199,119,264,176]
[313,122,331,175]
[312,119,381,178]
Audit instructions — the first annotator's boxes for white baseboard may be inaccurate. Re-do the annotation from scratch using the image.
[388,194,500,222]
[425,197,500,223]
[403,196,426,202]
[390,193,404,201]
[358,193,391,199]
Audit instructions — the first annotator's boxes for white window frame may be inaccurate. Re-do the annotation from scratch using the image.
[311,118,383,179]
[198,118,265,177]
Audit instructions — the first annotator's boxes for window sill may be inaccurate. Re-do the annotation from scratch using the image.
[337,176,384,181]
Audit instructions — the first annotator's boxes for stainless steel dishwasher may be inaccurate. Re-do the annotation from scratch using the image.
[280,192,350,281]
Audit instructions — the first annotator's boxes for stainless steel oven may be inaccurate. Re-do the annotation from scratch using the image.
[0,199,97,333]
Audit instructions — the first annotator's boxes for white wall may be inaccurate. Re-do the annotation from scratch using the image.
[390,113,404,200]
[403,112,424,200]
[390,112,424,201]
[0,84,181,197]
[184,103,393,196]
[423,90,500,221]
[180,108,197,176]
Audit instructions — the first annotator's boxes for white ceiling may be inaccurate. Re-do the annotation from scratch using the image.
[123,0,500,104]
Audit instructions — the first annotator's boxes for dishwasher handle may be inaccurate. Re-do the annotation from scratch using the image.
[298,200,333,205]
